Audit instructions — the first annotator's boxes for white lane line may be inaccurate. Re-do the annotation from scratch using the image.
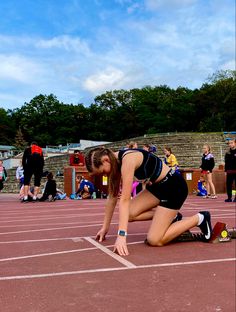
[84,237,137,268]
[212,213,236,217]
[0,220,105,228]
[0,206,104,217]
[212,216,236,220]
[0,258,235,281]
[0,213,114,223]
[0,237,85,244]
[0,212,232,227]
[0,232,147,244]
[0,222,118,236]
[0,241,144,262]
[0,215,84,223]
[0,246,97,262]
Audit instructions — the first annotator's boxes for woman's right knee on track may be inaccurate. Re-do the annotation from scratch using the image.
[146,234,164,247]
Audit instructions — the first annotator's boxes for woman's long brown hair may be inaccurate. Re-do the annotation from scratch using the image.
[85,147,121,197]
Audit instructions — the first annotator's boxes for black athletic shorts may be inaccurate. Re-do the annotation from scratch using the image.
[24,168,42,187]
[146,170,188,210]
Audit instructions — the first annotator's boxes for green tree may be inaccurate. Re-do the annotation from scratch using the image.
[1,69,234,145]
[195,70,236,131]
[11,94,88,146]
[0,108,16,144]
[14,127,28,151]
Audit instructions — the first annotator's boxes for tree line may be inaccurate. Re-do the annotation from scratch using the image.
[0,70,235,149]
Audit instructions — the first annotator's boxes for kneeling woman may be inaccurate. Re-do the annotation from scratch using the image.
[85,147,212,256]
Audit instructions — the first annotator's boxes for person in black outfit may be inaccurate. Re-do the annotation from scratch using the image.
[22,142,44,202]
[200,144,217,198]
[224,139,236,202]
[39,172,57,201]
[85,147,212,257]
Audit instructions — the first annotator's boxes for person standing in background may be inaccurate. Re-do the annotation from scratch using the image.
[16,161,24,189]
[224,139,236,202]
[22,142,44,202]
[200,144,217,199]
[0,160,7,192]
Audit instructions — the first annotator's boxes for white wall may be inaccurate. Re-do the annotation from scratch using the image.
[2,158,21,169]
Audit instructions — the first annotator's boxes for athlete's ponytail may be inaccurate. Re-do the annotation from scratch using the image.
[85,148,121,197]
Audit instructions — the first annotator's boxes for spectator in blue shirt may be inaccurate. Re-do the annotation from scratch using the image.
[76,176,95,199]
[197,176,207,197]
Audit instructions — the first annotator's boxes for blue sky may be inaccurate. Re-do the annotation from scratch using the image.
[0,0,235,110]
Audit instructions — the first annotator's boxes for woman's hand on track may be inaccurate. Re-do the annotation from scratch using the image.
[113,236,129,256]
[96,228,107,242]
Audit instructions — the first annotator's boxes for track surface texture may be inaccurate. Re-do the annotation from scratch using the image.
[0,194,235,312]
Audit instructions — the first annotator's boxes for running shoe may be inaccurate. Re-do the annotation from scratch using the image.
[60,194,67,200]
[21,198,29,203]
[225,198,232,202]
[197,211,212,242]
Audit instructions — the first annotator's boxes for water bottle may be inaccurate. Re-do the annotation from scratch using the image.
[92,192,96,199]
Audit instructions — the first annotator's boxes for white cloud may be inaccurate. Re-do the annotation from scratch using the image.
[0,54,43,84]
[36,35,91,54]
[83,67,126,93]
[0,1,234,110]
[145,25,186,50]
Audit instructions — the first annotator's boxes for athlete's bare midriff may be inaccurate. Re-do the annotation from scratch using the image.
[154,162,171,183]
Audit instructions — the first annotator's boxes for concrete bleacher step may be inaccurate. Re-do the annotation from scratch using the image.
[2,154,69,194]
[2,132,230,193]
[104,132,228,168]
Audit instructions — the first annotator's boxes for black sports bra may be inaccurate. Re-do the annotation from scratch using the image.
[118,149,163,183]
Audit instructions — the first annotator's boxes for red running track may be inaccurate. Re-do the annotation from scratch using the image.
[0,193,235,312]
